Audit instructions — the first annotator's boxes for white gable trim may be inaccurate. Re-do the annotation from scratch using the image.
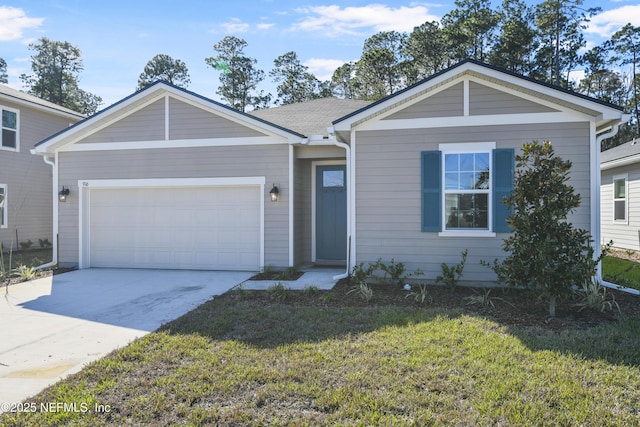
[58,136,281,152]
[356,111,591,132]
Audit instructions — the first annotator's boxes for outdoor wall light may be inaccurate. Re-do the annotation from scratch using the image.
[58,186,70,202]
[269,184,279,202]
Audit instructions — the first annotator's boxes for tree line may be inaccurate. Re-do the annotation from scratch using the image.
[1,0,637,149]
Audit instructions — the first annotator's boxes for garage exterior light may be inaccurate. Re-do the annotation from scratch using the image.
[269,184,279,202]
[58,186,70,202]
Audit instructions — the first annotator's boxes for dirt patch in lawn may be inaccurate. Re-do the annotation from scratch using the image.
[219,278,640,331]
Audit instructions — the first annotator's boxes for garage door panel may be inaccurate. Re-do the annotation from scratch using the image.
[89,185,261,270]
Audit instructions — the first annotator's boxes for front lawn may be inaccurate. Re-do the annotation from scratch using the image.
[602,255,640,291]
[2,282,639,426]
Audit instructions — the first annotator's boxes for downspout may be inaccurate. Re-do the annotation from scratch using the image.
[594,119,626,282]
[331,135,351,281]
[34,154,58,270]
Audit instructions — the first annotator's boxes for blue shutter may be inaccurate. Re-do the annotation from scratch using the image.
[421,150,441,232]
[493,148,514,232]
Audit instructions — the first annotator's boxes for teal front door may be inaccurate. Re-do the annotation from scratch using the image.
[316,165,347,261]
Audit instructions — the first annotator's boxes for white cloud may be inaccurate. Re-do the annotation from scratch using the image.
[221,18,250,34]
[292,4,438,36]
[304,58,347,81]
[0,6,44,42]
[587,5,640,37]
[257,22,275,30]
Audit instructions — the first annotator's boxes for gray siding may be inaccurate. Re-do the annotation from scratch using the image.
[469,81,558,115]
[354,122,591,283]
[169,98,265,140]
[57,144,290,268]
[0,99,78,251]
[81,99,165,143]
[80,98,266,145]
[601,164,640,250]
[384,83,464,119]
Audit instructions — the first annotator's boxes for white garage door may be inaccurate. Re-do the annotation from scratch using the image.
[89,185,261,270]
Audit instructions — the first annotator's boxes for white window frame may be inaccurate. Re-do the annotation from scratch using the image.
[439,142,496,237]
[612,173,628,224]
[0,106,19,152]
[0,184,6,228]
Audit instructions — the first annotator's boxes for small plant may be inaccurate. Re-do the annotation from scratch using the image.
[625,249,636,257]
[302,285,320,296]
[405,284,431,305]
[38,238,52,248]
[231,283,253,300]
[373,258,407,286]
[267,282,292,302]
[277,266,300,280]
[436,249,468,290]
[16,264,36,281]
[350,262,375,285]
[19,240,33,250]
[574,280,620,314]
[319,293,336,303]
[347,281,374,302]
[464,288,497,308]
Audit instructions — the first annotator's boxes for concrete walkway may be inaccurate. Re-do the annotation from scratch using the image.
[0,267,341,410]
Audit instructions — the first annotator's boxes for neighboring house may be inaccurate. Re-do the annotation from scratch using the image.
[601,139,640,250]
[32,60,627,283]
[0,85,84,252]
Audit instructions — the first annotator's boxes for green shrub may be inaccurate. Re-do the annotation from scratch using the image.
[491,141,604,317]
[436,249,468,290]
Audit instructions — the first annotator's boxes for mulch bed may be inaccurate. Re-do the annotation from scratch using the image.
[219,276,640,331]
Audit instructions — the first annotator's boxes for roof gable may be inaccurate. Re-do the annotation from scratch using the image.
[333,59,625,132]
[33,81,303,154]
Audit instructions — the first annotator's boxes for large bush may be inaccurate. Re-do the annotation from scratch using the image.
[497,141,600,317]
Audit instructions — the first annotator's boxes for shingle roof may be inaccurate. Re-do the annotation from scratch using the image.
[0,84,85,117]
[249,97,371,137]
[601,139,640,164]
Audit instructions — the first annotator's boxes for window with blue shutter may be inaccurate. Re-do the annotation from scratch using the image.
[421,145,514,234]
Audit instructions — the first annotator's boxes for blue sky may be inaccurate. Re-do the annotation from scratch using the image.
[1,0,639,108]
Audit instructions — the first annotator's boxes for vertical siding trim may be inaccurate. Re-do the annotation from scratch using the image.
[164,95,169,140]
[288,144,294,267]
[463,79,469,116]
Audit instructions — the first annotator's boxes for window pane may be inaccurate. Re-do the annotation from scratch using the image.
[614,200,626,221]
[614,179,625,199]
[459,172,475,190]
[2,129,16,148]
[2,110,16,129]
[459,153,474,171]
[445,193,488,229]
[445,172,458,190]
[475,153,489,171]
[323,170,344,187]
[444,153,458,173]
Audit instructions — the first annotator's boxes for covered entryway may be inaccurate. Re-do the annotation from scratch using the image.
[81,178,264,270]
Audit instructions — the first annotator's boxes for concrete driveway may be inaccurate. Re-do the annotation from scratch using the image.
[0,268,252,409]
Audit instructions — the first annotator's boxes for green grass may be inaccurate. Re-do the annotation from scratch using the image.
[602,256,640,291]
[2,296,639,426]
[1,248,52,274]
